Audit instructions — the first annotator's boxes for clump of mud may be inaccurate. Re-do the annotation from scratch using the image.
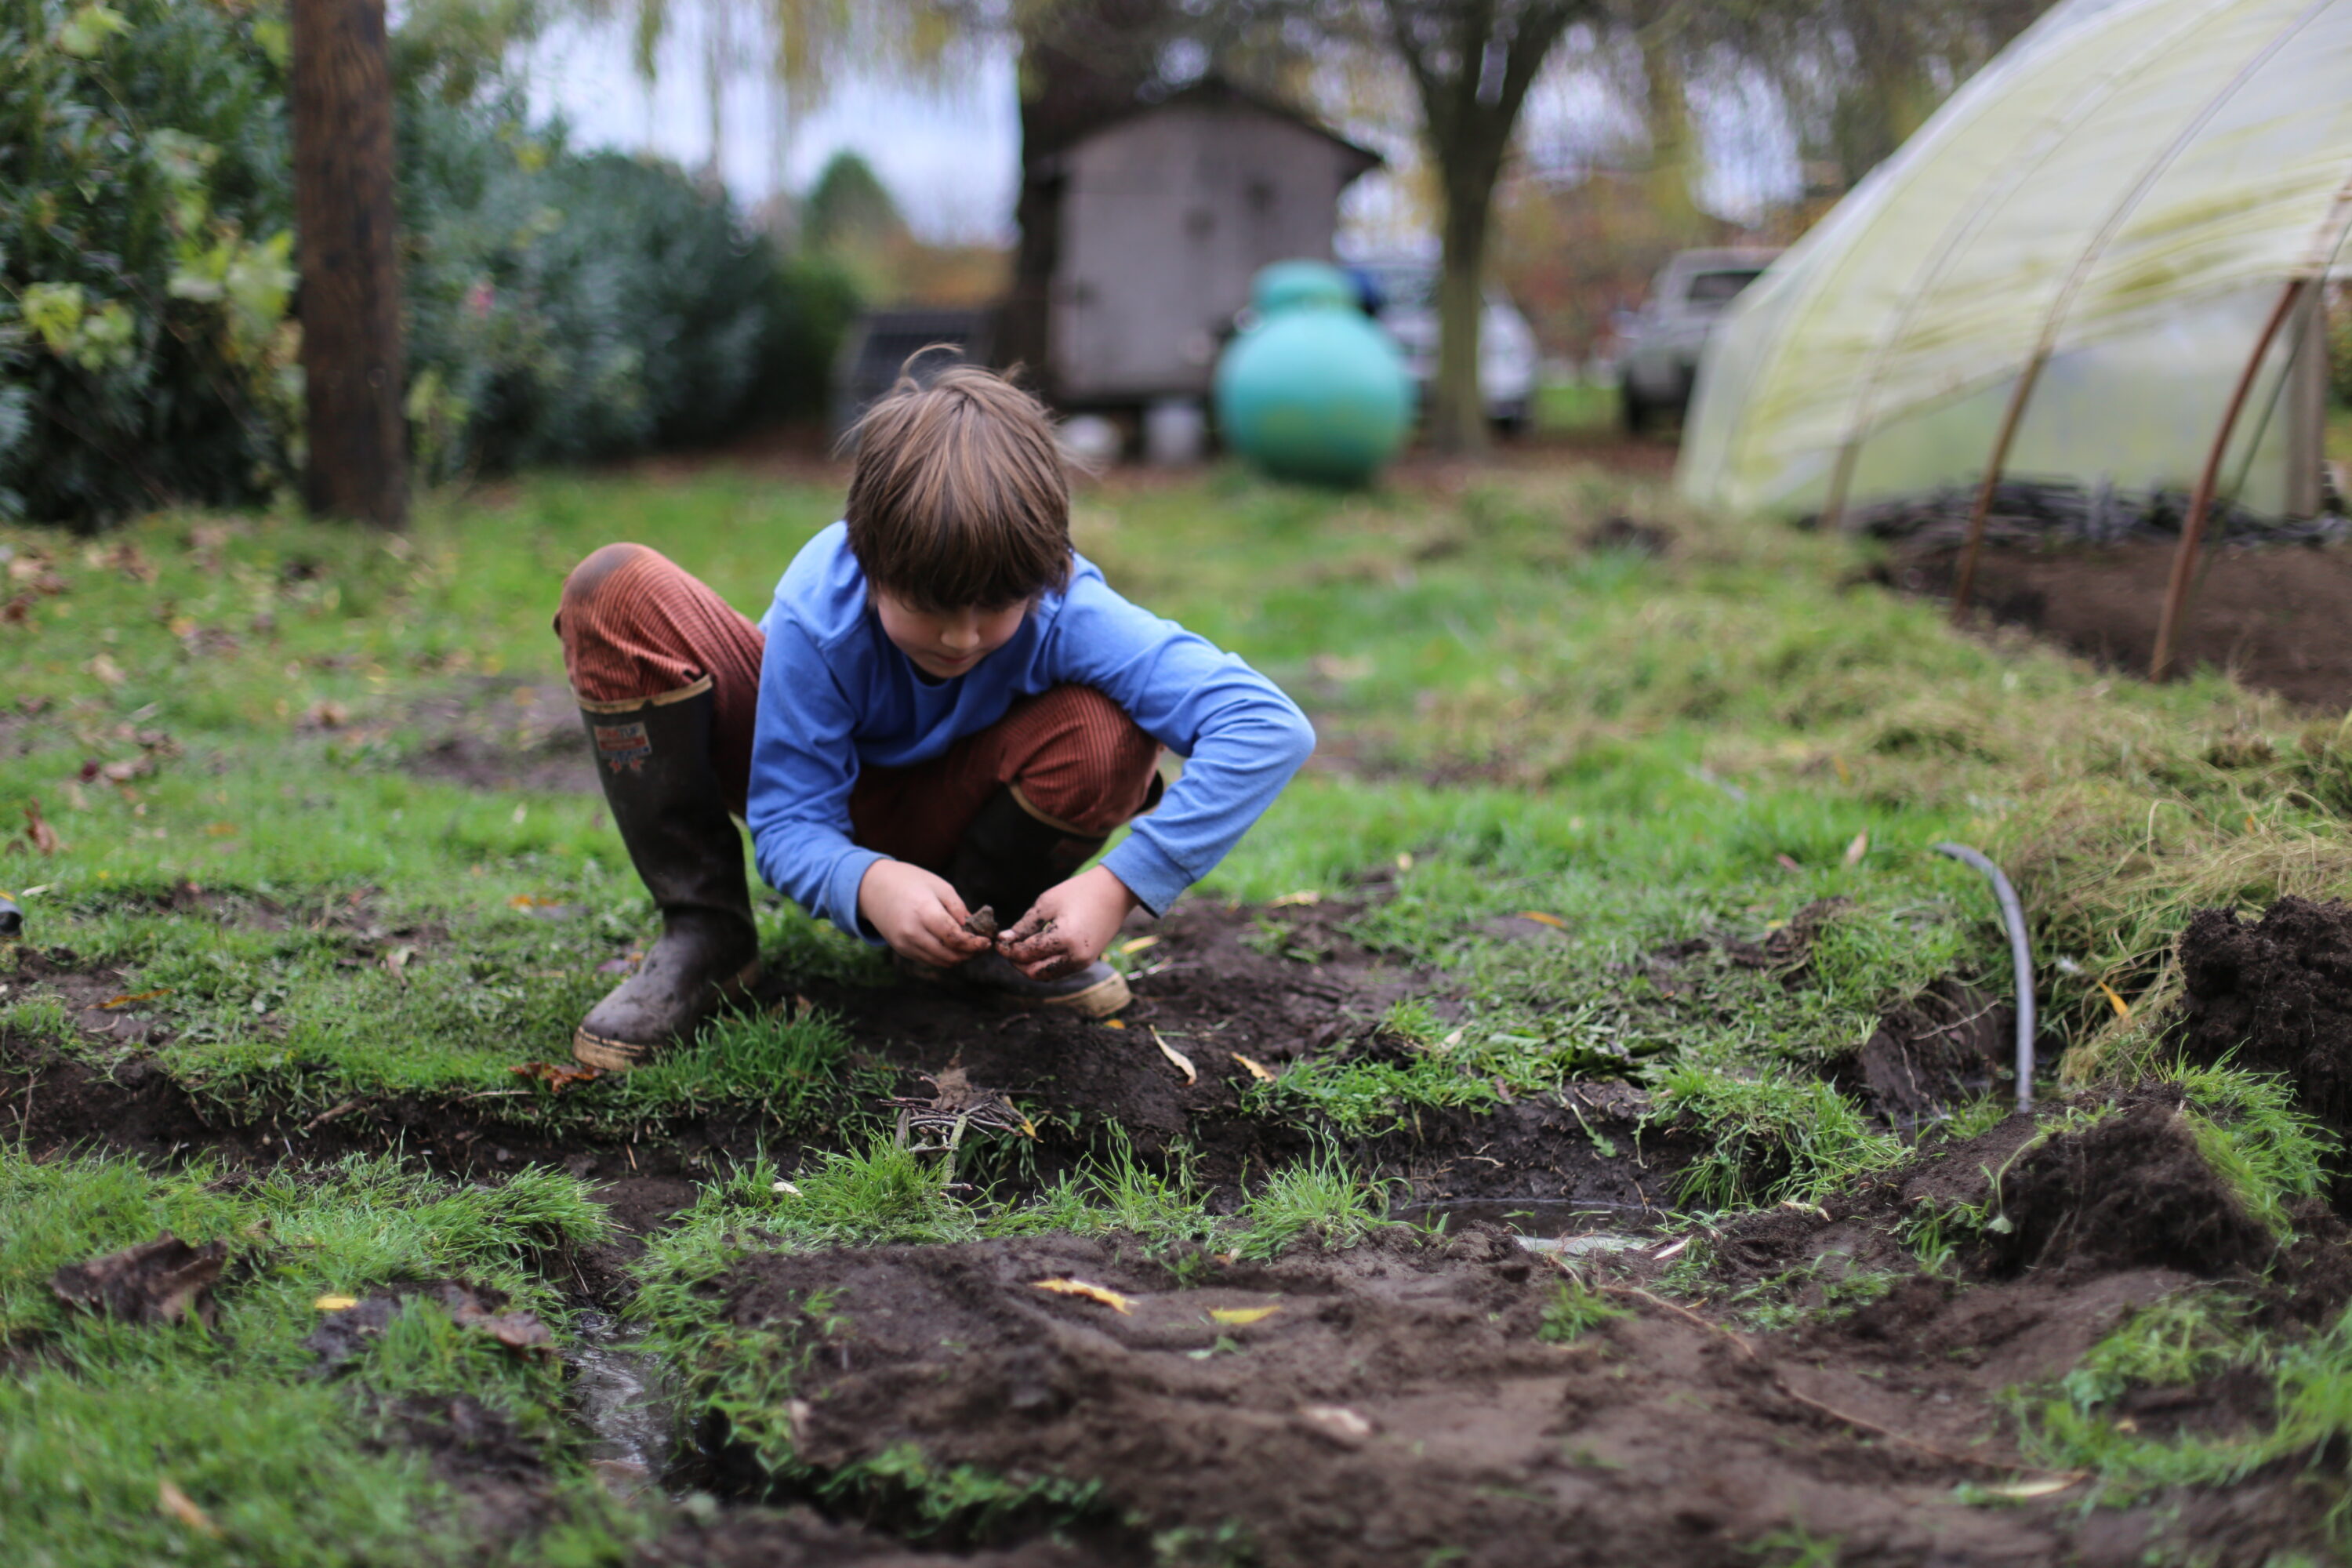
[1833,978,2013,1132]
[1989,1096,2272,1277]
[2174,897,2352,1138]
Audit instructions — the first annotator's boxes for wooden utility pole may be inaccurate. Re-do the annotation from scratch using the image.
[289,0,407,528]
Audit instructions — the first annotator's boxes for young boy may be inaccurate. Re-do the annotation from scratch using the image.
[554,362,1316,1070]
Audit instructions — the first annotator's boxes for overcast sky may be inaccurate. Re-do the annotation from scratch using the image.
[522,16,1025,244]
[518,16,1798,249]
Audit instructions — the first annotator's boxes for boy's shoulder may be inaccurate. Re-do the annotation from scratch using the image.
[768,523,865,645]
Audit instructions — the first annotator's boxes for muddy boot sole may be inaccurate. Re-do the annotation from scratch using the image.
[571,957,763,1073]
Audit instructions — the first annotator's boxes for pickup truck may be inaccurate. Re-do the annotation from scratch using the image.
[1618,248,1779,432]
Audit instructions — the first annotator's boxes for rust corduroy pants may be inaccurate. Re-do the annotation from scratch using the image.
[553,543,1163,872]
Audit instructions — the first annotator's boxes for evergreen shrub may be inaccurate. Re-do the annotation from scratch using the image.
[1,0,858,524]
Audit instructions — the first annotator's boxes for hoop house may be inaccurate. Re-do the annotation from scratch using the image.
[1678,0,2352,532]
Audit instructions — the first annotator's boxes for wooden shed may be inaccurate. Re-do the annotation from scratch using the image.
[1044,81,1380,408]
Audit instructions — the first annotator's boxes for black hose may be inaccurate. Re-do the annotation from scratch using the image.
[1931,843,2036,1115]
[0,893,19,939]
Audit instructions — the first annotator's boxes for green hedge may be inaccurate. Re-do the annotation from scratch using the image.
[0,0,857,524]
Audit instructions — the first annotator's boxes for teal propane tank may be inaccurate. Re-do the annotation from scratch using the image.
[1215,260,1412,486]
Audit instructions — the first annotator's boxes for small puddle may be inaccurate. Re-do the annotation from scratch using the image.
[568,1309,678,1498]
[1396,1197,1659,1240]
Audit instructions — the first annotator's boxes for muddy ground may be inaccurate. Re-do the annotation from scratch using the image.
[1886,538,2352,709]
[13,891,2352,1563]
[1,892,1684,1220]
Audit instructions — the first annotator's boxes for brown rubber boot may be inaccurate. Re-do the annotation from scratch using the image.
[935,786,1131,1018]
[572,684,762,1071]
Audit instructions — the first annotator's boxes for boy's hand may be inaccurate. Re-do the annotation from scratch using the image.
[1000,866,1140,979]
[858,859,993,967]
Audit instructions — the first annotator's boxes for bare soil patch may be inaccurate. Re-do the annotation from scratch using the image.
[401,677,594,794]
[1886,539,2352,709]
[15,886,2352,1559]
[683,1201,2329,1567]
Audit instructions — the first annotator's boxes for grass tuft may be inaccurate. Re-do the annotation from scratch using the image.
[1232,1148,1392,1260]
[1537,1275,1630,1343]
[1650,1062,1903,1211]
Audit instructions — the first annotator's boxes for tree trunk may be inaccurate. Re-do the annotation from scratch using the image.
[1432,165,1494,454]
[1389,1,1584,455]
[289,0,407,528]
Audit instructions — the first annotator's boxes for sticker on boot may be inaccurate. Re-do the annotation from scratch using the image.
[592,721,652,773]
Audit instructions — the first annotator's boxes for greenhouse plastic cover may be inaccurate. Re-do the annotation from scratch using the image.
[1677,0,2352,521]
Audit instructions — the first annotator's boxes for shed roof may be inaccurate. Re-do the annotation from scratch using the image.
[1052,78,1383,178]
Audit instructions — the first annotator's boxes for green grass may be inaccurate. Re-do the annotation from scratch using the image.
[0,1148,630,1567]
[5,456,2326,1134]
[1649,1060,1904,1211]
[1532,379,1620,434]
[2165,1062,2337,1239]
[11,447,2352,1558]
[1537,1275,1630,1342]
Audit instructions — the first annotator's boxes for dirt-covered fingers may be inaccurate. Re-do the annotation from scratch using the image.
[858,861,991,967]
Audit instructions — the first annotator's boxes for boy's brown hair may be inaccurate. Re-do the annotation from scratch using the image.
[843,358,1072,612]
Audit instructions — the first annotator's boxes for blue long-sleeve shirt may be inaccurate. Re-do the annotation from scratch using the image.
[746,523,1315,938]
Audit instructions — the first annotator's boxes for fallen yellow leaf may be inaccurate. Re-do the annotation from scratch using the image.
[157,1478,221,1537]
[1033,1277,1134,1314]
[1207,1304,1279,1326]
[1983,1475,2082,1500]
[1116,935,1160,956]
[1232,1053,1274,1082]
[1269,889,1321,908]
[98,987,172,1010]
[1515,910,1566,928]
[314,1294,359,1311]
[1152,1028,1197,1085]
[1101,1018,1126,1029]
[1842,830,1869,867]
[2097,982,2132,1019]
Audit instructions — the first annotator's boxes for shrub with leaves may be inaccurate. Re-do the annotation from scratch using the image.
[1,0,299,522]
[398,94,856,480]
[2,0,859,523]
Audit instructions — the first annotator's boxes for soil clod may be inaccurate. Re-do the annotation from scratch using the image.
[1992,1098,2271,1278]
[50,1232,227,1325]
[2174,896,2352,1140]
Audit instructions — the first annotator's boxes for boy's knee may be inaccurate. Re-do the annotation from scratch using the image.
[1011,686,1160,829]
[561,543,655,620]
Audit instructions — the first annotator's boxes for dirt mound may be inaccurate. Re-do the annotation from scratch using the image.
[2174,897,2352,1138]
[684,1228,2303,1566]
[1992,1098,2271,1277]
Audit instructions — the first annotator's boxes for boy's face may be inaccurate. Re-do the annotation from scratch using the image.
[872,590,1029,680]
